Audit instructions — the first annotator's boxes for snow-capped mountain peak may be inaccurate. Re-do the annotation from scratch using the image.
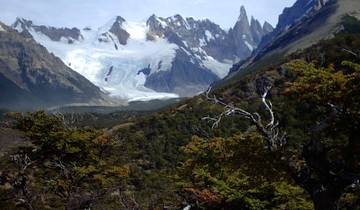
[10,10,273,101]
[97,15,130,45]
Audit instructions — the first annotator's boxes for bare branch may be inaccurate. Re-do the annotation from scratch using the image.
[11,154,32,173]
[261,86,275,127]
[9,154,34,210]
[53,112,78,129]
[342,48,359,59]
[203,86,286,151]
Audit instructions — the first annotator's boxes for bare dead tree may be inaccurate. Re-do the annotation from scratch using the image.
[9,154,34,210]
[342,48,360,59]
[54,112,78,129]
[202,86,286,151]
[117,190,140,210]
[202,85,360,210]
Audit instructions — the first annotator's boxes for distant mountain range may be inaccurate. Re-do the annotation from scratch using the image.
[3,0,354,110]
[8,6,273,102]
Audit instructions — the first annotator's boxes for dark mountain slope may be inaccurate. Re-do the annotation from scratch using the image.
[0,22,111,110]
[226,0,360,84]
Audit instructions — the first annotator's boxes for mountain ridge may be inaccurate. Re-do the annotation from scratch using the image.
[226,0,360,81]
[0,22,112,110]
[9,6,273,101]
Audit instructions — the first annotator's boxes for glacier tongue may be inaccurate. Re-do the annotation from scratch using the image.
[26,22,180,102]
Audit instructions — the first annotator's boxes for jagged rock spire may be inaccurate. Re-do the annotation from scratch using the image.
[263,21,274,34]
[238,6,248,22]
[250,16,263,44]
[229,5,274,60]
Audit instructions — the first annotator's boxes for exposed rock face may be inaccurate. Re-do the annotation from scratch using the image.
[144,48,219,97]
[228,6,274,61]
[257,0,332,52]
[250,17,264,44]
[147,14,230,60]
[227,0,360,78]
[147,7,273,63]
[12,18,83,44]
[107,16,130,45]
[228,7,253,60]
[0,22,109,110]
[263,21,275,35]
[145,15,231,95]
[143,9,273,95]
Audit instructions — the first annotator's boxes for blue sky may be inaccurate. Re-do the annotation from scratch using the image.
[0,0,296,29]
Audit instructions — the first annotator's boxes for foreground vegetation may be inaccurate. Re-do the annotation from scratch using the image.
[0,16,360,210]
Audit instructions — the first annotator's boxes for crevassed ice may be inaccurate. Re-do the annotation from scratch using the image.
[27,22,179,102]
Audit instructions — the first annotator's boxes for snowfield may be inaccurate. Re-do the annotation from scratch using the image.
[26,21,180,102]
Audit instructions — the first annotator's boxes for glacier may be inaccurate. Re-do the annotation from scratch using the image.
[24,20,181,102]
[13,15,238,102]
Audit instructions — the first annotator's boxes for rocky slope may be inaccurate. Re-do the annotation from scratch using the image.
[228,0,360,77]
[0,22,110,110]
[13,18,83,44]
[11,7,273,100]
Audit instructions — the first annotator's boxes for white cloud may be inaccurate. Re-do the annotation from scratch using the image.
[0,0,296,29]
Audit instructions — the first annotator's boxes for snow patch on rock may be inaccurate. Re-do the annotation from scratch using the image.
[202,56,232,78]
[205,30,214,41]
[245,41,254,51]
[0,25,6,32]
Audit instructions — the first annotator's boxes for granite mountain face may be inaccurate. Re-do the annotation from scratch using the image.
[228,0,359,77]
[98,16,130,46]
[9,7,273,101]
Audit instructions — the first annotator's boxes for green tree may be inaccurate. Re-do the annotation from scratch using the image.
[283,60,360,210]
[178,133,313,210]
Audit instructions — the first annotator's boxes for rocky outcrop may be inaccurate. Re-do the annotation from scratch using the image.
[97,16,130,48]
[228,6,274,61]
[144,48,219,96]
[263,21,274,34]
[0,22,110,110]
[108,16,130,45]
[13,18,83,44]
[145,14,230,95]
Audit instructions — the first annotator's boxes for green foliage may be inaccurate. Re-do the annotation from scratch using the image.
[284,59,360,140]
[284,60,358,107]
[178,133,313,210]
[283,59,360,208]
[1,24,360,209]
[0,111,131,209]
